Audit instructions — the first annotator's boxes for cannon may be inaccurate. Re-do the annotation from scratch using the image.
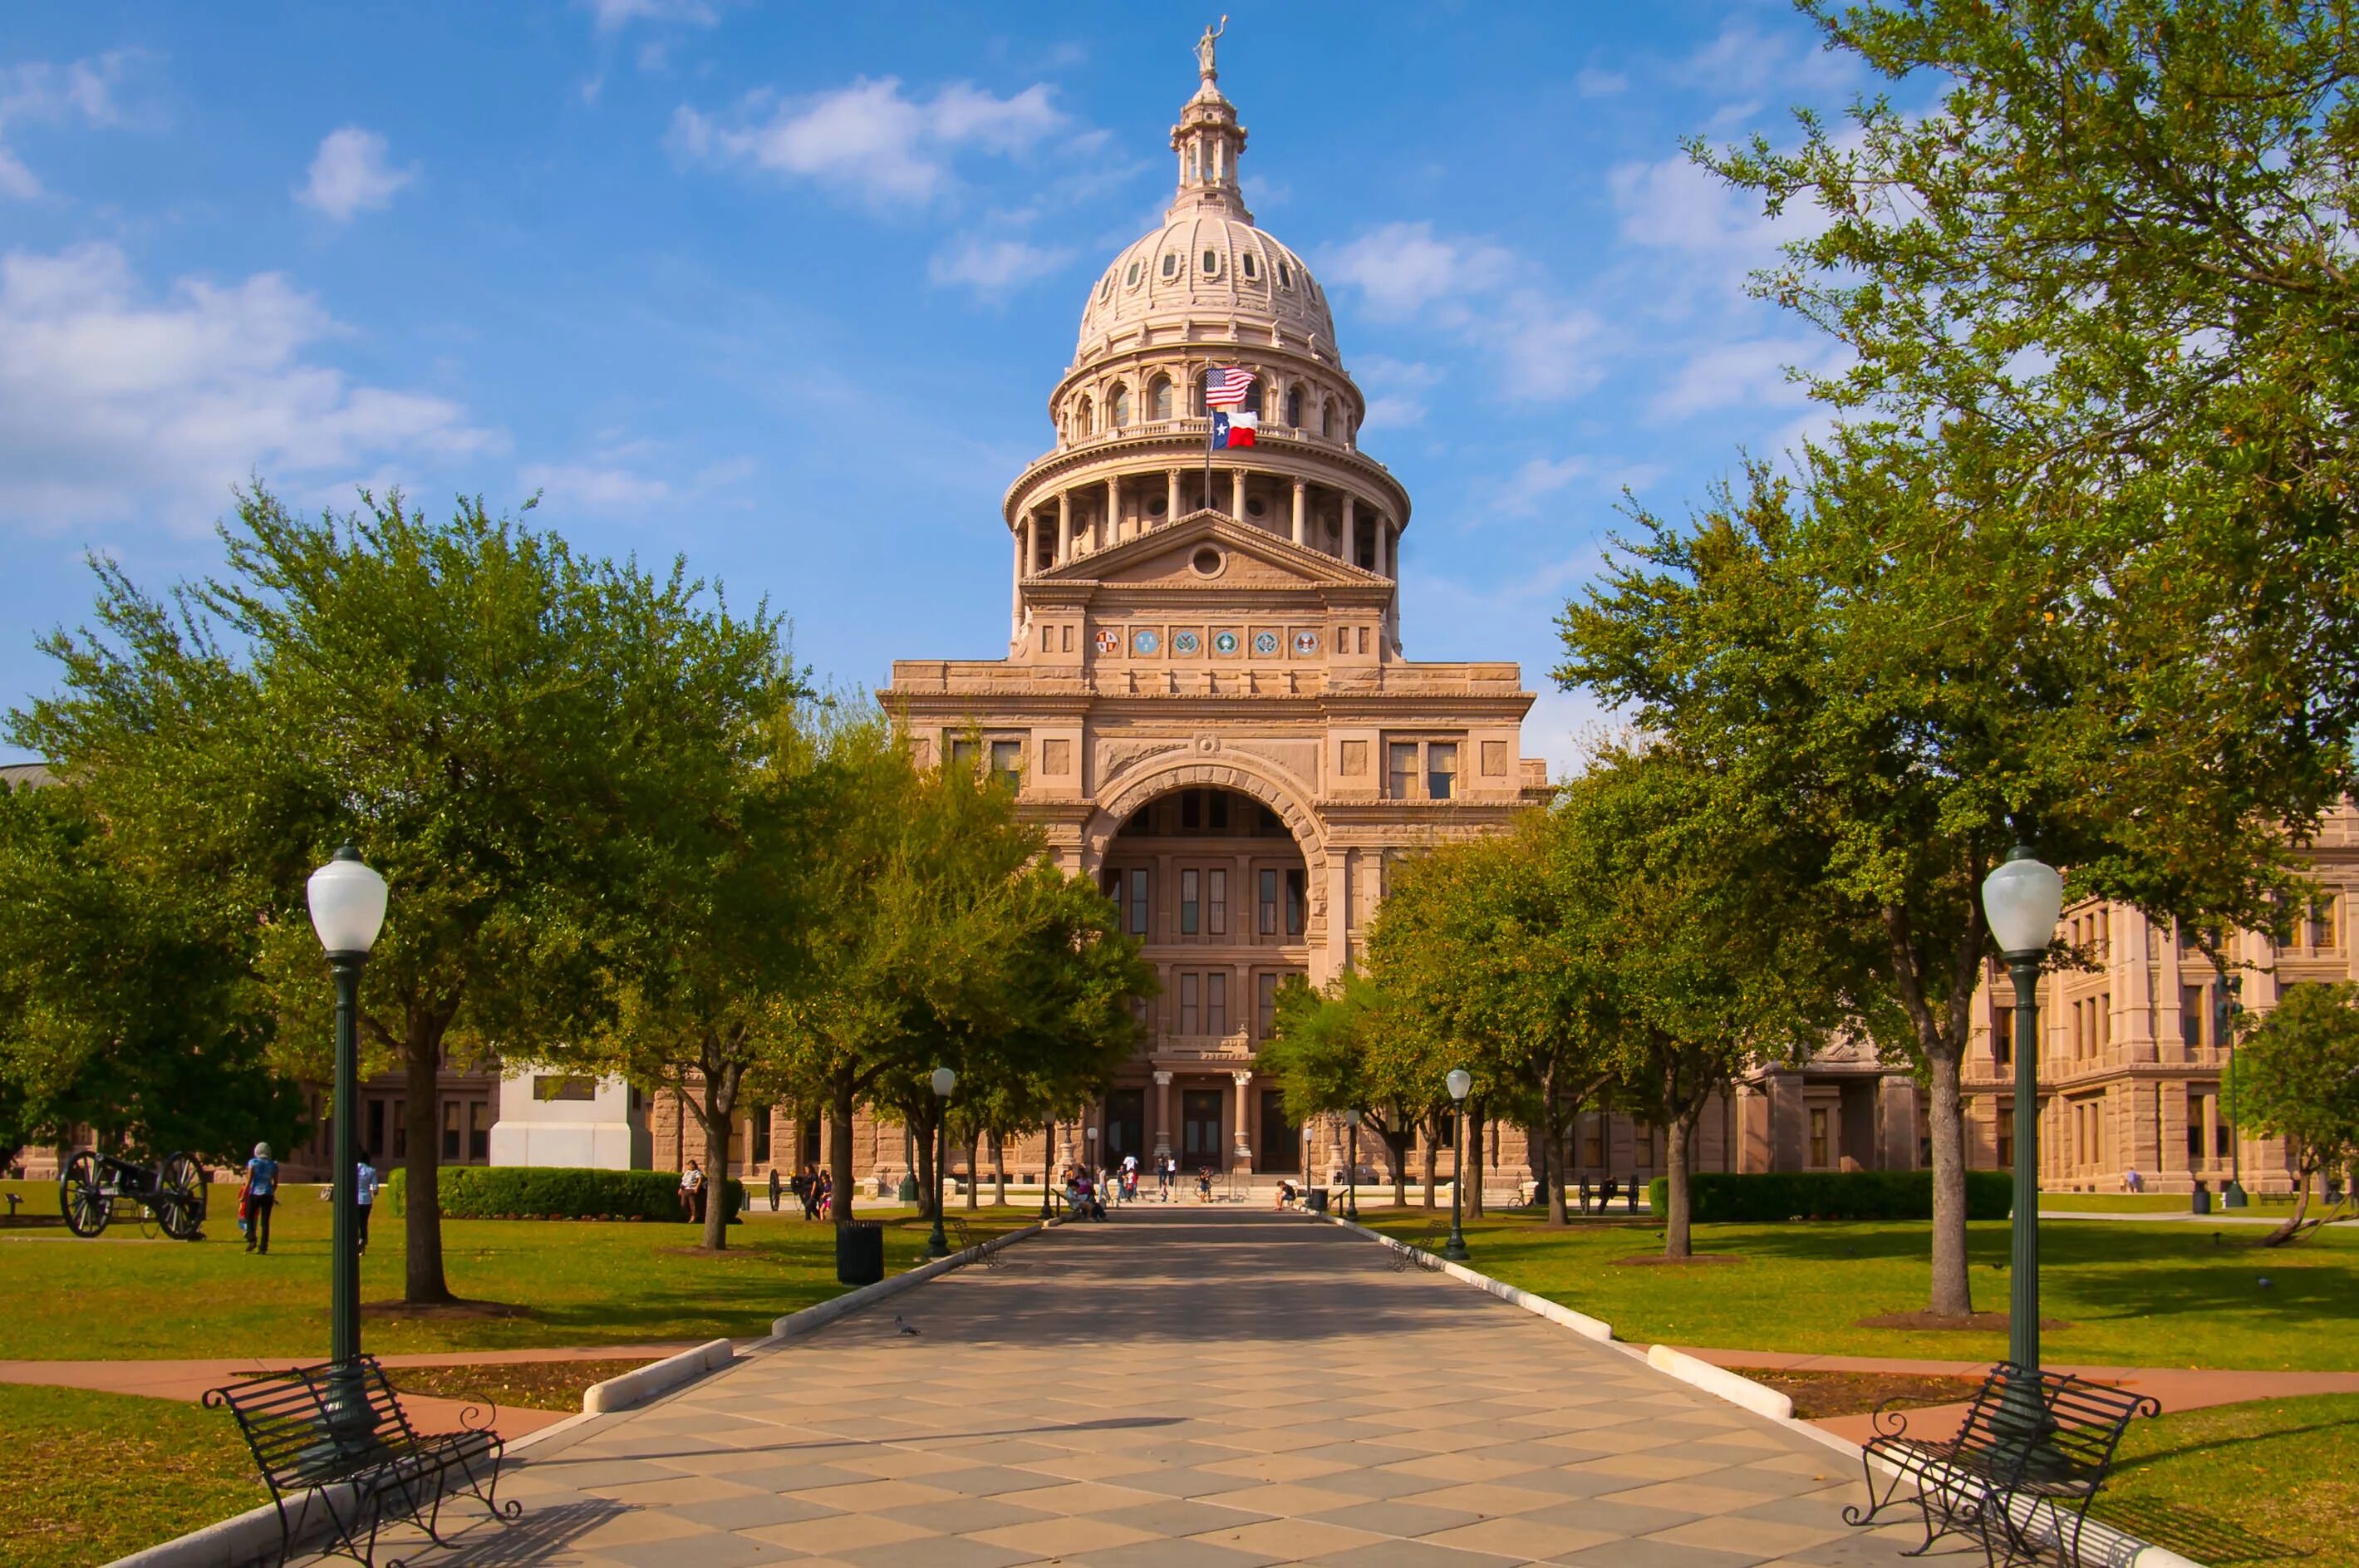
[58,1149,209,1241]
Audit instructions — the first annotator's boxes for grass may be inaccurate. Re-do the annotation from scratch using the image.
[2093,1394,2359,1566]
[381,1358,661,1411]
[0,1384,264,1568]
[0,1181,1036,1360]
[2040,1192,2306,1213]
[1360,1209,2359,1369]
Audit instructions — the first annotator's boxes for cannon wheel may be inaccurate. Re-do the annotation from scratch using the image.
[155,1153,207,1241]
[60,1151,111,1237]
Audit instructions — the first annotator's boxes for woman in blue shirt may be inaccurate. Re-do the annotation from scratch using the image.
[243,1143,279,1254]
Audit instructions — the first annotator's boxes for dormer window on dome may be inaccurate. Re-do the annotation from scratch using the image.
[1241,253,1259,282]
[1126,260,1143,288]
[1278,260,1292,288]
[1201,248,1221,277]
[1161,252,1179,280]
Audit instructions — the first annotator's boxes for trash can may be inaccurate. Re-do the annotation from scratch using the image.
[836,1221,885,1285]
[1307,1188,1329,1215]
[2191,1182,2211,1216]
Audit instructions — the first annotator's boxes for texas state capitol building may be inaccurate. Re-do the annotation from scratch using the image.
[885,45,1546,1180]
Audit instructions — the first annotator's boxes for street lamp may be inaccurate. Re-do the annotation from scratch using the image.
[926,1067,955,1258]
[1040,1114,1057,1221]
[307,844,388,1437]
[1343,1108,1361,1220]
[1444,1068,1472,1261]
[1982,844,2064,1409]
[2216,975,2247,1207]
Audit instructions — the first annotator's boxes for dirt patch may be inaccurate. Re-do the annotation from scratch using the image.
[1614,1253,1744,1266]
[1854,1310,2072,1332]
[360,1298,537,1323]
[1744,1370,1988,1421]
[385,1358,666,1413]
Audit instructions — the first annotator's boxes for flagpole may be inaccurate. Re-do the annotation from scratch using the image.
[1202,358,1214,519]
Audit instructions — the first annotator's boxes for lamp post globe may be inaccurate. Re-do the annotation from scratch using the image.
[926,1067,955,1259]
[1443,1069,1472,1261]
[306,844,386,1434]
[1980,844,2062,1411]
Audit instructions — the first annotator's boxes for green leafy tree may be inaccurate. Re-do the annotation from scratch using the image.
[2229,981,2359,1246]
[1261,971,1436,1207]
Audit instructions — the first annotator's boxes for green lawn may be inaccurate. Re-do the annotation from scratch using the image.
[0,1182,1036,1360]
[1360,1210,2359,1369]
[2095,1394,2359,1566]
[2040,1191,2307,1213]
[0,1384,265,1568]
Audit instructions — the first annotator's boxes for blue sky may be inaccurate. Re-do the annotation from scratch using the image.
[0,2,1870,770]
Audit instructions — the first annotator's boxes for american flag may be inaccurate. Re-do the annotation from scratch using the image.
[1204,366,1256,408]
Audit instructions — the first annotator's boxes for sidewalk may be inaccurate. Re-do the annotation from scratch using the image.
[1675,1344,2359,1443]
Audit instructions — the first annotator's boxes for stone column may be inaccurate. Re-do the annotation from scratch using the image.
[1010,523,1024,632]
[1153,1070,1172,1158]
[1325,853,1351,981]
[1341,494,1356,567]
[1231,1069,1255,1168]
[1291,479,1307,546]
[1022,513,1038,580]
[1166,468,1182,525]
[1105,475,1120,549]
[1056,490,1073,565]
[1231,467,1246,520]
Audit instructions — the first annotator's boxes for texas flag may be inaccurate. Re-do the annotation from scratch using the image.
[1212,410,1258,449]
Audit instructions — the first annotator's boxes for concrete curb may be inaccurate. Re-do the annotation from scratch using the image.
[582,1337,733,1414]
[765,1221,1048,1341]
[1321,1213,2203,1568]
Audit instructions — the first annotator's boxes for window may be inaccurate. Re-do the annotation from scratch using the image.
[2185,1089,2204,1160]
[1285,869,1305,936]
[1208,868,1226,935]
[1180,971,1199,1034]
[2181,984,2207,1049]
[1322,402,1337,439]
[1210,790,1230,831]
[1992,1005,2013,1067]
[468,1101,489,1163]
[951,738,976,770]
[1181,869,1200,935]
[1996,1105,2013,1169]
[1427,742,1458,801]
[1278,259,1293,288]
[1583,1123,1603,1167]
[1259,868,1278,936]
[1162,252,1179,279]
[1130,868,1150,936]
[1388,742,1418,799]
[1257,971,1278,1038]
[1202,248,1220,275]
[1809,1108,1829,1168]
[1076,396,1093,434]
[1635,1123,1655,1167]
[990,740,1021,789]
[1241,252,1259,280]
[2310,892,2341,951]
[1098,274,1113,302]
[1126,259,1143,287]
[1207,972,1227,1035]
[1243,381,1263,417]
[1285,386,1302,426]
[1177,971,1227,1035]
[1181,791,1202,830]
[1148,376,1172,420]
[443,1099,461,1162]
[1110,386,1131,427]
[750,1109,772,1165]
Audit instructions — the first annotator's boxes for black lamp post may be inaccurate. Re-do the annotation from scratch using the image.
[306,843,388,1436]
[1982,844,2064,1437]
[1040,1116,1057,1220]
[1444,1069,1472,1261]
[926,1067,955,1258]
[1344,1108,1360,1220]
[2217,975,2248,1207]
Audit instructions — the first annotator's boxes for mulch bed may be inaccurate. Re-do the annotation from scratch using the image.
[1854,1310,2073,1332]
[383,1358,666,1413]
[1744,1370,1988,1421]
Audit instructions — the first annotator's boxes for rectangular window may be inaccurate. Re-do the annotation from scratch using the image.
[1992,1005,2013,1068]
[1996,1103,2013,1170]
[1583,1123,1603,1167]
[1257,972,1278,1038]
[2310,892,2340,951]
[1210,791,1230,830]
[1809,1108,1829,1168]
[989,740,1021,788]
[366,1098,386,1159]
[1180,971,1200,1035]
[1388,742,1418,800]
[1130,868,1150,937]
[442,1099,460,1162]
[1427,742,1458,802]
[1208,868,1226,935]
[2180,985,2207,1050]
[1181,869,1200,936]
[1634,1122,1654,1167]
[1259,868,1279,936]
[1285,869,1305,936]
[469,1101,489,1163]
[750,1110,772,1164]
[2099,993,2111,1049]
[950,737,976,770]
[1207,972,1227,1035]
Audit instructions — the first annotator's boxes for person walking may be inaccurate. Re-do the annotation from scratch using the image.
[799,1163,822,1220]
[769,1165,783,1212]
[243,1143,279,1255]
[680,1159,705,1225]
[816,1168,833,1220]
[354,1148,379,1255]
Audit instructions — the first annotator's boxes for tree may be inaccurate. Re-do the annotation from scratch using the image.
[0,779,303,1170]
[1261,971,1434,1207]
[2229,981,2359,1246]
[12,488,734,1302]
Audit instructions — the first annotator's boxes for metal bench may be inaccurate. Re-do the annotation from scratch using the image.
[946,1216,1000,1268]
[1389,1222,1447,1272]
[205,1355,519,1566]
[1845,1361,2158,1566]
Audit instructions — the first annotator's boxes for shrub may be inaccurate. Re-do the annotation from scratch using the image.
[1645,1171,2013,1222]
[383,1166,745,1222]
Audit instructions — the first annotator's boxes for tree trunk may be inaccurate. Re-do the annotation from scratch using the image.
[991,1131,1006,1207]
[1467,1101,1486,1219]
[1390,1128,1408,1208]
[829,1075,857,1231]
[402,1018,452,1305]
[1664,1114,1694,1259]
[1421,1113,1438,1210]
[1540,1068,1567,1225]
[1925,1041,1973,1316]
[2260,1166,2314,1246]
[698,1061,740,1252]
[913,1106,936,1221]
[966,1132,981,1209]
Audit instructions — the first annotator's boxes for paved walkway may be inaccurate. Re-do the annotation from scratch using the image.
[360,1210,1953,1567]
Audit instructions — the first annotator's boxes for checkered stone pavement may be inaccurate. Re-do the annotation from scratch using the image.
[332,1210,1959,1566]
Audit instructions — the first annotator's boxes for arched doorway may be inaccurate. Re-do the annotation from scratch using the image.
[1093,782,1315,1177]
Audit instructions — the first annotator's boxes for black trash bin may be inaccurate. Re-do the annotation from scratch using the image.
[1307,1188,1329,1215]
[836,1221,885,1285]
[2191,1181,2212,1216]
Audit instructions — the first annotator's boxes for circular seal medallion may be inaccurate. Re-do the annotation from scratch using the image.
[1252,631,1280,656]
[1093,627,1120,654]
[1293,630,1321,655]
[1212,631,1239,655]
[1132,629,1161,655]
[1172,631,1201,655]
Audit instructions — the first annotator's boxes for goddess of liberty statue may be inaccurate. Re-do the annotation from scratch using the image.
[1197,17,1226,81]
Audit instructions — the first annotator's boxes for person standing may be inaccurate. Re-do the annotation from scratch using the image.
[769,1165,783,1212]
[354,1148,379,1255]
[243,1143,279,1255]
[679,1159,705,1225]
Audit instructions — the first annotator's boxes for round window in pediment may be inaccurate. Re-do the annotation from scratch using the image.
[1191,547,1224,578]
[1245,497,1266,518]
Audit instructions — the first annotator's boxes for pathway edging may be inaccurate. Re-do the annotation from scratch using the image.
[1319,1212,2204,1568]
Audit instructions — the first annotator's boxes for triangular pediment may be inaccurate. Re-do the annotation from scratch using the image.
[1039,509,1385,592]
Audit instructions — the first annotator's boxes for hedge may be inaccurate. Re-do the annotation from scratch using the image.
[383,1166,745,1222]
[1644,1170,2013,1222]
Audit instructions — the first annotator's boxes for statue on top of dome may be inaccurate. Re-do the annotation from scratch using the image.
[1197,17,1226,81]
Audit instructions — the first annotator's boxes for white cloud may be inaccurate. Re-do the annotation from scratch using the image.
[1324,221,1512,317]
[0,52,143,199]
[1575,68,1629,98]
[671,76,1064,207]
[1492,456,1590,516]
[298,127,415,221]
[1482,294,1607,401]
[519,461,671,511]
[1356,355,1442,430]
[0,243,500,535]
[927,236,1074,294]
[1686,22,1855,101]
[1649,337,1826,421]
[1610,153,1792,258]
[581,0,718,31]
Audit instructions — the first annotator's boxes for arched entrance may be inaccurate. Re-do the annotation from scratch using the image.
[1084,769,1322,1179]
